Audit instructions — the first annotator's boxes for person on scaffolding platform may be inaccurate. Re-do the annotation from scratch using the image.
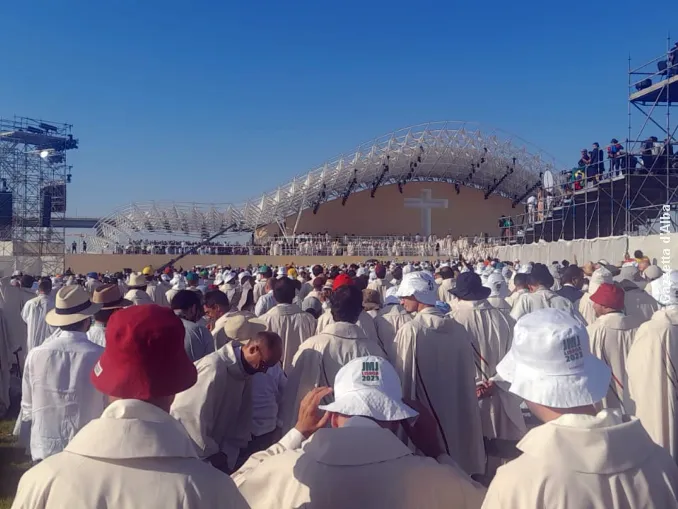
[607,139,625,177]
[591,142,605,183]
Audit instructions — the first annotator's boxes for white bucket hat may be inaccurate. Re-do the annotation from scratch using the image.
[224,315,267,342]
[46,286,102,327]
[588,267,613,295]
[496,308,611,408]
[384,286,400,305]
[224,271,237,284]
[396,272,437,306]
[319,356,418,421]
[485,272,509,298]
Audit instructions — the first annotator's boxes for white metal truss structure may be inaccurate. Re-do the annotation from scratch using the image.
[90,122,558,249]
[0,116,76,275]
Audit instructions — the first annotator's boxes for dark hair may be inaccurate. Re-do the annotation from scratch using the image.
[204,290,229,310]
[330,285,363,324]
[347,270,357,278]
[312,276,327,290]
[249,330,282,350]
[261,268,273,279]
[514,273,529,288]
[528,263,554,288]
[312,265,324,277]
[561,260,570,267]
[60,318,91,332]
[38,278,52,294]
[93,308,116,324]
[354,275,369,292]
[439,266,454,280]
[171,289,201,311]
[292,279,302,291]
[633,250,643,259]
[20,275,35,289]
[391,266,403,281]
[561,265,583,285]
[273,277,296,304]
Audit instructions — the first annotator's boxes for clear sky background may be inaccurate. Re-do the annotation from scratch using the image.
[2,0,676,217]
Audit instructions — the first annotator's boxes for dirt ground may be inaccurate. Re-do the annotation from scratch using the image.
[0,405,31,509]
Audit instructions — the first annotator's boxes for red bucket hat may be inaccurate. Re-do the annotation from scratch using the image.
[590,282,625,311]
[91,305,197,399]
[332,273,354,291]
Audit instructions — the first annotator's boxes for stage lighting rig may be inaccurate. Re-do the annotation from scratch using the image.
[370,159,389,198]
[341,170,359,206]
[484,164,514,200]
[512,178,541,208]
[312,184,327,214]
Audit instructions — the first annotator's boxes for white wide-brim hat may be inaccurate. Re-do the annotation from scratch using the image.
[46,285,102,327]
[396,272,437,306]
[496,308,611,408]
[319,356,418,422]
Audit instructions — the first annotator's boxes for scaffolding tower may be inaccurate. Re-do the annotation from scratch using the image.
[0,116,78,275]
[495,39,678,245]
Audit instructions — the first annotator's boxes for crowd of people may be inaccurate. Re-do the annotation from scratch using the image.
[71,233,511,258]
[0,248,677,508]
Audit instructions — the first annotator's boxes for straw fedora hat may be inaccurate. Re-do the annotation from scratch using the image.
[46,286,102,327]
[92,284,133,310]
[128,272,148,289]
[224,315,267,342]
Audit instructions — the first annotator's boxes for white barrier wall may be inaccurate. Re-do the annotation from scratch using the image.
[493,233,678,269]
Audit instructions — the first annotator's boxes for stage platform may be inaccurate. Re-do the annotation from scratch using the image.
[512,173,678,244]
[630,74,678,103]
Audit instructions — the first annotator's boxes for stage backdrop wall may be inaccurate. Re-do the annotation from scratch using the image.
[262,182,516,238]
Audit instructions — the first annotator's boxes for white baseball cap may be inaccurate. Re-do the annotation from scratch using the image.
[319,356,418,421]
[496,308,611,408]
[396,272,437,305]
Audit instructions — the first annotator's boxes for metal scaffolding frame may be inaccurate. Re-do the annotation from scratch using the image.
[0,116,77,275]
[87,122,558,250]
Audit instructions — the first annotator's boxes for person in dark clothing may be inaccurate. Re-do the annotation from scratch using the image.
[607,139,624,176]
[641,136,657,172]
[557,265,585,304]
[590,142,605,180]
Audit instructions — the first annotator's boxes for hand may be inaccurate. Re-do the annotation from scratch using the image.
[295,386,333,438]
[401,399,444,458]
[476,380,495,400]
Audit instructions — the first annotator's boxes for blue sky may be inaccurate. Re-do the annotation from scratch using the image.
[1,0,676,217]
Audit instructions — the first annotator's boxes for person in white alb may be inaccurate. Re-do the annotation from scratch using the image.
[21,278,55,353]
[586,282,641,411]
[255,278,277,317]
[86,284,132,347]
[12,304,249,509]
[626,270,678,462]
[19,286,106,461]
[170,321,283,473]
[505,272,529,308]
[367,264,392,305]
[233,356,486,509]
[123,273,154,306]
[254,266,273,304]
[481,308,678,509]
[615,266,659,324]
[510,263,584,324]
[279,281,385,433]
[374,287,413,359]
[261,277,317,371]
[394,271,485,476]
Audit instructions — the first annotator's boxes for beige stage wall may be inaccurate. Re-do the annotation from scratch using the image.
[262,182,516,238]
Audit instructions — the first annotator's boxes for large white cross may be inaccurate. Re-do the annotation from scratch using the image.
[404,188,448,236]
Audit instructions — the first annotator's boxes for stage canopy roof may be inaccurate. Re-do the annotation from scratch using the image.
[90,121,560,247]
